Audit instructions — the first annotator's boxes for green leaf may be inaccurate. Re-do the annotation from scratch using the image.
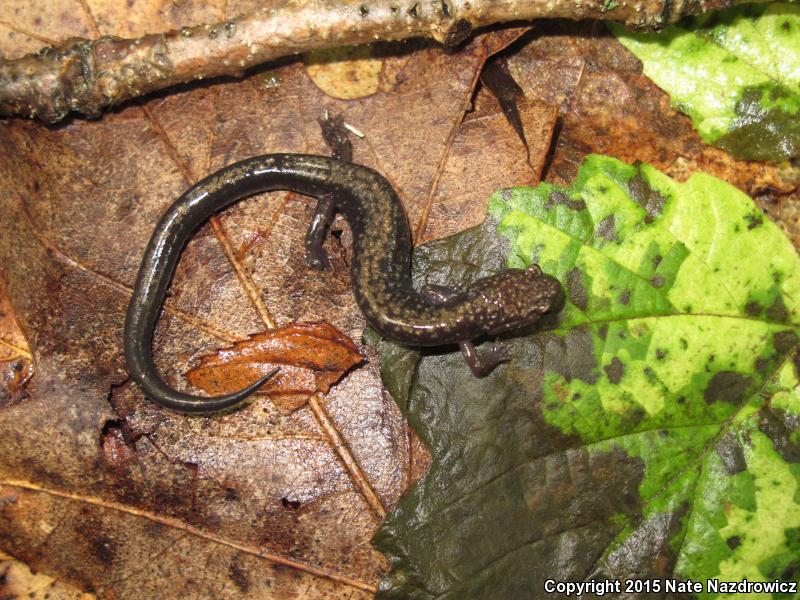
[610,3,800,161]
[372,155,800,598]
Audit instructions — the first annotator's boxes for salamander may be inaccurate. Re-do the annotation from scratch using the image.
[123,154,564,413]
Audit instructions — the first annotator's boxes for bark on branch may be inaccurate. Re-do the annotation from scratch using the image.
[0,0,770,123]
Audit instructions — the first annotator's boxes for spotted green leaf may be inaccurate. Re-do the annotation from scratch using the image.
[372,155,800,599]
[610,3,800,161]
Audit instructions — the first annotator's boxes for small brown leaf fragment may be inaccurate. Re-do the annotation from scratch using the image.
[0,550,96,600]
[0,280,32,409]
[99,421,137,472]
[185,322,364,407]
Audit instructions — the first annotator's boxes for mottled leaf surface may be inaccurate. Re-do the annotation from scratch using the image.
[373,155,800,598]
[612,3,800,160]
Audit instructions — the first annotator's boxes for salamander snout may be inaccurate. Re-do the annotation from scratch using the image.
[470,264,564,336]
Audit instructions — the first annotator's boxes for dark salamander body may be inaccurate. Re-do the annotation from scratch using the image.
[124,154,563,413]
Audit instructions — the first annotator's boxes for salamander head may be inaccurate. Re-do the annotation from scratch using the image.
[466,265,564,336]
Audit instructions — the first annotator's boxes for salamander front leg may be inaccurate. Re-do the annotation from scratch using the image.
[304,194,336,271]
[421,284,510,376]
[458,340,510,377]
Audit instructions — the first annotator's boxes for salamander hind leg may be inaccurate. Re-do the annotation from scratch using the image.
[304,194,336,271]
[458,340,510,377]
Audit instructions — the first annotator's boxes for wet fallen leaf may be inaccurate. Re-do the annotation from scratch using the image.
[185,322,364,412]
[373,156,800,598]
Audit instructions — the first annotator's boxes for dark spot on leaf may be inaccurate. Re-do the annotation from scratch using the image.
[596,215,619,242]
[759,407,800,463]
[676,395,686,404]
[598,324,608,340]
[715,431,747,474]
[716,84,800,161]
[619,290,630,305]
[652,254,662,268]
[359,5,369,16]
[704,371,751,405]
[224,488,239,501]
[628,172,665,222]
[781,563,799,582]
[781,20,791,31]
[655,349,666,361]
[629,406,646,425]
[745,211,763,229]
[755,356,770,373]
[566,267,588,311]
[650,275,665,288]
[766,294,789,323]
[546,190,587,212]
[542,328,599,385]
[89,535,115,565]
[604,357,624,384]
[229,558,250,592]
[745,301,762,316]
[774,330,799,355]
[726,535,742,549]
[680,338,688,350]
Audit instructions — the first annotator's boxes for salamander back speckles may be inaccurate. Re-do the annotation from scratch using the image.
[125,154,564,412]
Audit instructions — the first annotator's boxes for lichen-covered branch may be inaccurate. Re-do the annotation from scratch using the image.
[0,0,771,123]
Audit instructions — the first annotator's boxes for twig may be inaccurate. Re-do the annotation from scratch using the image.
[0,0,770,123]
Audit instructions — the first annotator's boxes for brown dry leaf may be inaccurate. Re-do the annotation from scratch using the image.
[0,280,32,409]
[0,1,542,597]
[186,322,364,412]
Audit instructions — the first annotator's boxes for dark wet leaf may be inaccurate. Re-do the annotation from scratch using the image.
[373,155,800,598]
